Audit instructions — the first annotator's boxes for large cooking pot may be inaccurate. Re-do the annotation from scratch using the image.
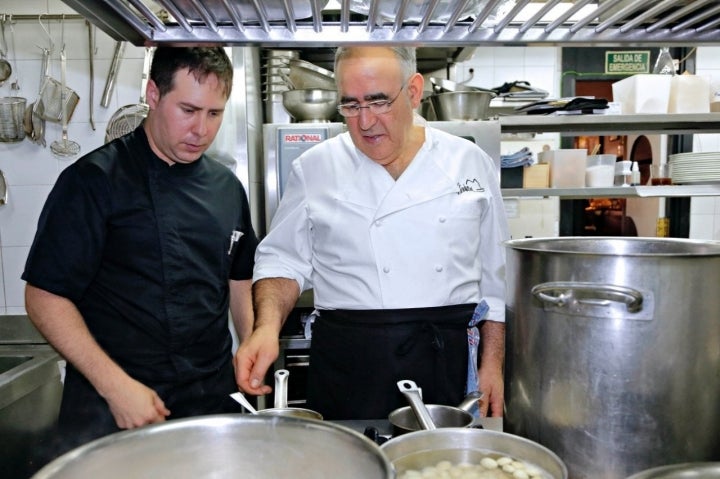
[381,428,568,479]
[31,415,393,478]
[504,237,720,479]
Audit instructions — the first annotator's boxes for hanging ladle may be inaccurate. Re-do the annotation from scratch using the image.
[50,46,80,158]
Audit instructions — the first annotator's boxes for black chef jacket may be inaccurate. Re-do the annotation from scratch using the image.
[23,126,258,388]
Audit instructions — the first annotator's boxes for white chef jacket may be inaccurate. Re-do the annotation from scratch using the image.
[253,127,509,322]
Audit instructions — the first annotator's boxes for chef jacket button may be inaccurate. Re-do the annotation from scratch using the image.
[435,265,443,272]
[374,219,383,227]
[438,216,446,223]
[383,266,390,273]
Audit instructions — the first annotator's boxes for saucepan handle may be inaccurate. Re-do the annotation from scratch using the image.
[274,369,289,409]
[397,379,436,431]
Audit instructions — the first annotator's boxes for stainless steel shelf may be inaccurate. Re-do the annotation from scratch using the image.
[502,184,720,198]
[498,113,720,135]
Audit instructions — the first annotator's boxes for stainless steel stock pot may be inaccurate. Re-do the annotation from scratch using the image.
[504,237,720,479]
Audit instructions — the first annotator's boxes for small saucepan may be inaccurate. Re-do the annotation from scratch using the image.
[258,369,323,420]
[389,379,482,436]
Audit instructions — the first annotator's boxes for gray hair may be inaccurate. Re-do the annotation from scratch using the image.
[334,47,417,82]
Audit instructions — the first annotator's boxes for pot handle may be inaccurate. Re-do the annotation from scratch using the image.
[397,380,436,430]
[274,369,289,409]
[457,390,483,413]
[532,281,644,313]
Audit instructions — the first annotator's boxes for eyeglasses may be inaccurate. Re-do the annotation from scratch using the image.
[336,81,407,118]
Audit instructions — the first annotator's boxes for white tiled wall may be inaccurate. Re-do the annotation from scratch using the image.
[0,2,250,317]
[691,47,720,240]
[0,0,150,314]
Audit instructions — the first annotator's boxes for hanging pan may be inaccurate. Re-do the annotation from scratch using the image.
[104,47,153,143]
[0,18,12,86]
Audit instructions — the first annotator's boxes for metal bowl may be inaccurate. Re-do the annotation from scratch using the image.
[430,90,496,121]
[287,59,336,90]
[32,415,393,479]
[282,88,338,123]
[388,404,474,436]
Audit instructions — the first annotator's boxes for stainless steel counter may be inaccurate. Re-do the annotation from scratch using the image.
[0,315,62,479]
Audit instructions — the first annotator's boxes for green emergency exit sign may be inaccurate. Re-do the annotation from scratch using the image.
[605,51,651,74]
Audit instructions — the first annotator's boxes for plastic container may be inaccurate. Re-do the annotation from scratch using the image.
[538,149,587,188]
[668,75,711,113]
[612,74,672,114]
[585,154,616,187]
[614,160,633,186]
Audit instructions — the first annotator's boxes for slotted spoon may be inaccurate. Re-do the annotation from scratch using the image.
[50,47,80,158]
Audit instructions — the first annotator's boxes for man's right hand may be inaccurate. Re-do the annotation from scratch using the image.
[233,324,280,396]
[104,377,171,429]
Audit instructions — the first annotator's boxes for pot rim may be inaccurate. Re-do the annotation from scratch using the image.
[505,236,720,257]
[388,404,475,432]
[258,407,323,420]
[32,414,389,479]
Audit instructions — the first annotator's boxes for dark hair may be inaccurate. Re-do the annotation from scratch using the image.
[150,47,233,98]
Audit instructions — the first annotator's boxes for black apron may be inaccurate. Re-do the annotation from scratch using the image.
[306,303,477,420]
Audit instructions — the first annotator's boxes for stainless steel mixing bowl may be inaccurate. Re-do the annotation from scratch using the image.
[430,90,496,120]
[282,88,338,122]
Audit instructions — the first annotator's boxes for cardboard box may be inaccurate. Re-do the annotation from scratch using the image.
[522,164,550,188]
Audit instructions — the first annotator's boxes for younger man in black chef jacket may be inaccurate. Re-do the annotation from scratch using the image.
[22,47,258,470]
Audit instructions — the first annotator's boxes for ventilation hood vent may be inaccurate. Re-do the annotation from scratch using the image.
[62,0,720,47]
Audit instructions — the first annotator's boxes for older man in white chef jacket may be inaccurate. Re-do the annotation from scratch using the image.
[236,46,509,420]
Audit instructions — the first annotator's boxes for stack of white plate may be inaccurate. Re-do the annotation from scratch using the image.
[669,151,720,184]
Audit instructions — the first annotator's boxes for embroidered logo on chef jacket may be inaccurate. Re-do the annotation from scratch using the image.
[456,178,485,195]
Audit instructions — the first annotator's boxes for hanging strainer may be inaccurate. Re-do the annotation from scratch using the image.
[105,47,153,143]
[0,96,26,142]
[38,75,80,123]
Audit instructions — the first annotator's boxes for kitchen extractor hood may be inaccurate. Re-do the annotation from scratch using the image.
[61,0,720,48]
